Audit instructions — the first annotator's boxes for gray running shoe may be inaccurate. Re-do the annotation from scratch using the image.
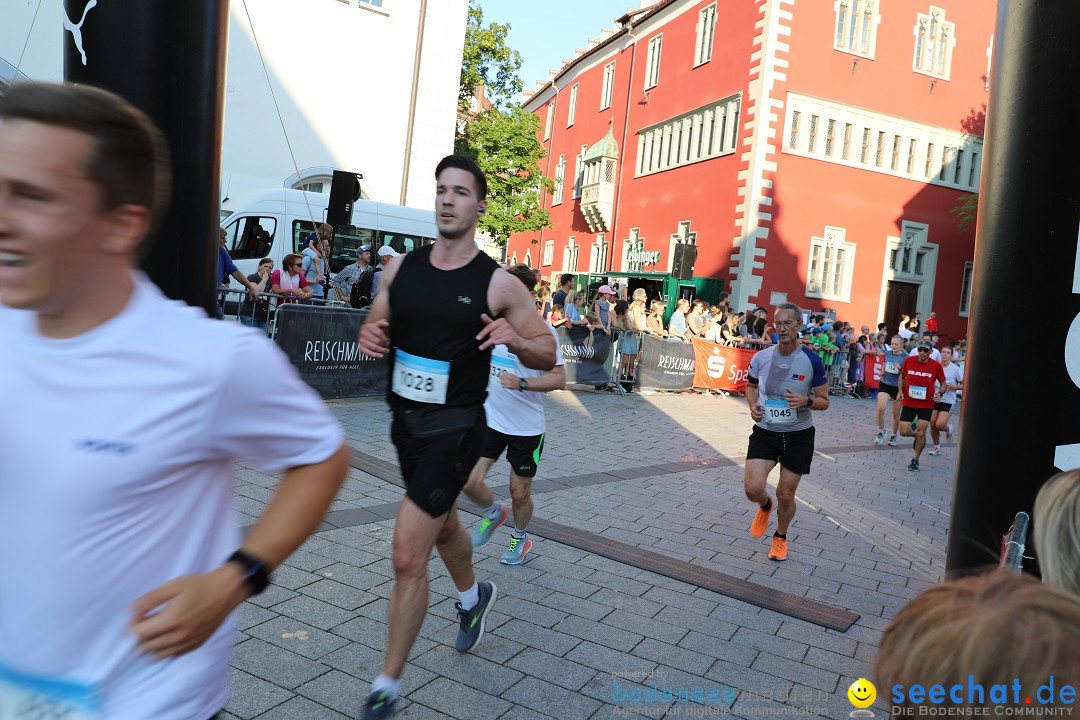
[874,429,887,444]
[471,504,508,548]
[455,580,498,653]
[500,535,532,565]
[907,458,920,472]
[887,433,898,446]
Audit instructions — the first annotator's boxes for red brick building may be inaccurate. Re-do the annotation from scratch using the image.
[507,0,993,340]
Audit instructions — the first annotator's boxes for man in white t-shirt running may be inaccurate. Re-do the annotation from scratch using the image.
[0,83,349,720]
[463,264,566,565]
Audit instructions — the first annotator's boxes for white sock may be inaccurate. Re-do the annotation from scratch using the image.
[371,673,401,701]
[511,527,527,539]
[484,503,503,520]
[459,581,479,611]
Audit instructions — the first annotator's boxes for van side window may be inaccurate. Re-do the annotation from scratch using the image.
[292,221,377,275]
[380,232,433,255]
[224,217,276,260]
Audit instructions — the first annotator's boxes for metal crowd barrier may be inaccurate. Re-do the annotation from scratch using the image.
[217,287,350,339]
[608,328,647,396]
[828,350,855,397]
[999,511,1030,573]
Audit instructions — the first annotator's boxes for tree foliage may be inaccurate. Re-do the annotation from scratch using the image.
[456,0,551,247]
[456,106,553,246]
[459,0,523,111]
[951,192,979,234]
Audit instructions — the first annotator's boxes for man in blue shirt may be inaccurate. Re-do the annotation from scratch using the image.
[217,228,258,319]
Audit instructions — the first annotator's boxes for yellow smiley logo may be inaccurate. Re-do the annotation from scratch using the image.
[848,678,876,708]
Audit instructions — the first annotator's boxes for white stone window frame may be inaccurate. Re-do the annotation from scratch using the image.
[544,99,555,141]
[876,220,939,323]
[959,260,974,317]
[806,226,855,303]
[695,4,718,67]
[567,84,578,128]
[622,228,644,272]
[601,61,616,111]
[783,92,981,192]
[644,34,663,90]
[667,220,697,275]
[912,6,956,81]
[524,249,533,268]
[563,236,579,272]
[552,155,566,206]
[573,145,587,199]
[543,240,555,267]
[590,235,609,274]
[833,0,880,60]
[636,94,741,178]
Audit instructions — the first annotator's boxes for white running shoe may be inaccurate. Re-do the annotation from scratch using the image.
[946,423,954,440]
[928,445,941,456]
[887,434,898,446]
[875,429,887,444]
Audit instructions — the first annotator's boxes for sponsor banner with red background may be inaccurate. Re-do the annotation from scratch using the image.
[690,338,758,392]
[863,354,884,389]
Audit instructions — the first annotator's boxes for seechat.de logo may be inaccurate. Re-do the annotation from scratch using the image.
[848,678,876,717]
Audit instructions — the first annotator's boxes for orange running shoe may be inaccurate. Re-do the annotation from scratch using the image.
[750,499,773,538]
[768,535,788,561]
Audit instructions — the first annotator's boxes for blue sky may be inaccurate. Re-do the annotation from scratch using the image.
[477,0,638,101]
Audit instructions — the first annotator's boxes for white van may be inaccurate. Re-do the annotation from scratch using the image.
[219,188,437,284]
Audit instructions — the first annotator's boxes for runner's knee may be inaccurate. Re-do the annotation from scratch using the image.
[392,546,429,579]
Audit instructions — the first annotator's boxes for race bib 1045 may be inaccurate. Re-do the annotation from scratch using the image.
[0,662,102,720]
[392,349,450,404]
[764,399,795,424]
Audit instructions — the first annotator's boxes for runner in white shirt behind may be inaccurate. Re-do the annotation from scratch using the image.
[928,344,964,456]
[0,83,348,720]
[464,264,567,565]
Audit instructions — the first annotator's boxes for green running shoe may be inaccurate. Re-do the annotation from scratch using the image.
[471,504,508,548]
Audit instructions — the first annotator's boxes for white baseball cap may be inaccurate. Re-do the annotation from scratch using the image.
[377,246,400,258]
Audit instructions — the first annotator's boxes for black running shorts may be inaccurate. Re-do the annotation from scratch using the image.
[391,405,487,517]
[482,428,545,477]
[933,401,953,413]
[879,383,899,399]
[746,425,816,476]
[899,406,933,423]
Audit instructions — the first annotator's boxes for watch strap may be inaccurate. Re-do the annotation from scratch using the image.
[227,549,271,596]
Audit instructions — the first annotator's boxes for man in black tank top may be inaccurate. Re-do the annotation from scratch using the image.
[357,155,556,720]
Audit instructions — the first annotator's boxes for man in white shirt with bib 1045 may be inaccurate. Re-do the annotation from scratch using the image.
[0,83,349,720]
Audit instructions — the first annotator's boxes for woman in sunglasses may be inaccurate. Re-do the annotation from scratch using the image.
[272,253,313,304]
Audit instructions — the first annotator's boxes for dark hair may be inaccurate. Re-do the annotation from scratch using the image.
[559,273,574,287]
[719,291,729,302]
[0,83,171,237]
[755,317,767,337]
[614,299,629,315]
[506,263,538,291]
[259,257,273,265]
[435,154,488,199]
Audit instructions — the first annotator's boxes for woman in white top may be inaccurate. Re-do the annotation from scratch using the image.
[271,252,313,304]
[928,344,964,456]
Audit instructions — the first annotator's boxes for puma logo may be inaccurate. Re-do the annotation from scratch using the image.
[64,0,98,66]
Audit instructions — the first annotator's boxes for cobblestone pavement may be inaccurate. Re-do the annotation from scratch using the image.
[224,387,958,719]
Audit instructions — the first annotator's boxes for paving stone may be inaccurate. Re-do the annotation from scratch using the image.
[750,651,840,693]
[298,578,376,611]
[565,641,658,677]
[245,615,351,660]
[409,677,512,720]
[553,615,644,653]
[678,632,759,667]
[250,695,350,719]
[588,588,664,619]
[506,648,597,692]
[730,626,808,662]
[231,638,330,690]
[601,611,687,645]
[272,594,355,631]
[494,618,580,656]
[412,645,524,695]
[501,676,603,720]
[224,668,291,719]
[237,603,278,632]
[538,591,613,622]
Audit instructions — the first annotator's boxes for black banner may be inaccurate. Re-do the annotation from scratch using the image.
[556,326,614,384]
[65,0,228,315]
[637,334,695,391]
[274,305,387,399]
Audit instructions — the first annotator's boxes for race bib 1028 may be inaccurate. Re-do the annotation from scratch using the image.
[764,399,795,424]
[0,662,102,720]
[392,349,450,404]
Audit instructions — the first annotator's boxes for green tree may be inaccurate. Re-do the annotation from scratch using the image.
[456,0,552,247]
[951,192,979,234]
[456,106,553,247]
[459,1,523,111]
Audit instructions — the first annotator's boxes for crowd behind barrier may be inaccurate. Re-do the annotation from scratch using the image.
[217,287,351,340]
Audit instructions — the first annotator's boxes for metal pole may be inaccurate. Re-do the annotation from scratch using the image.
[946,0,1080,574]
[64,0,229,316]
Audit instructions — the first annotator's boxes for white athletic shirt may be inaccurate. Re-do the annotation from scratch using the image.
[908,346,942,363]
[939,362,964,405]
[484,324,564,436]
[0,273,343,720]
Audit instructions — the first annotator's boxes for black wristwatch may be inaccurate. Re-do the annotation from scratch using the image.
[518,378,529,391]
[805,396,814,409]
[227,549,271,596]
